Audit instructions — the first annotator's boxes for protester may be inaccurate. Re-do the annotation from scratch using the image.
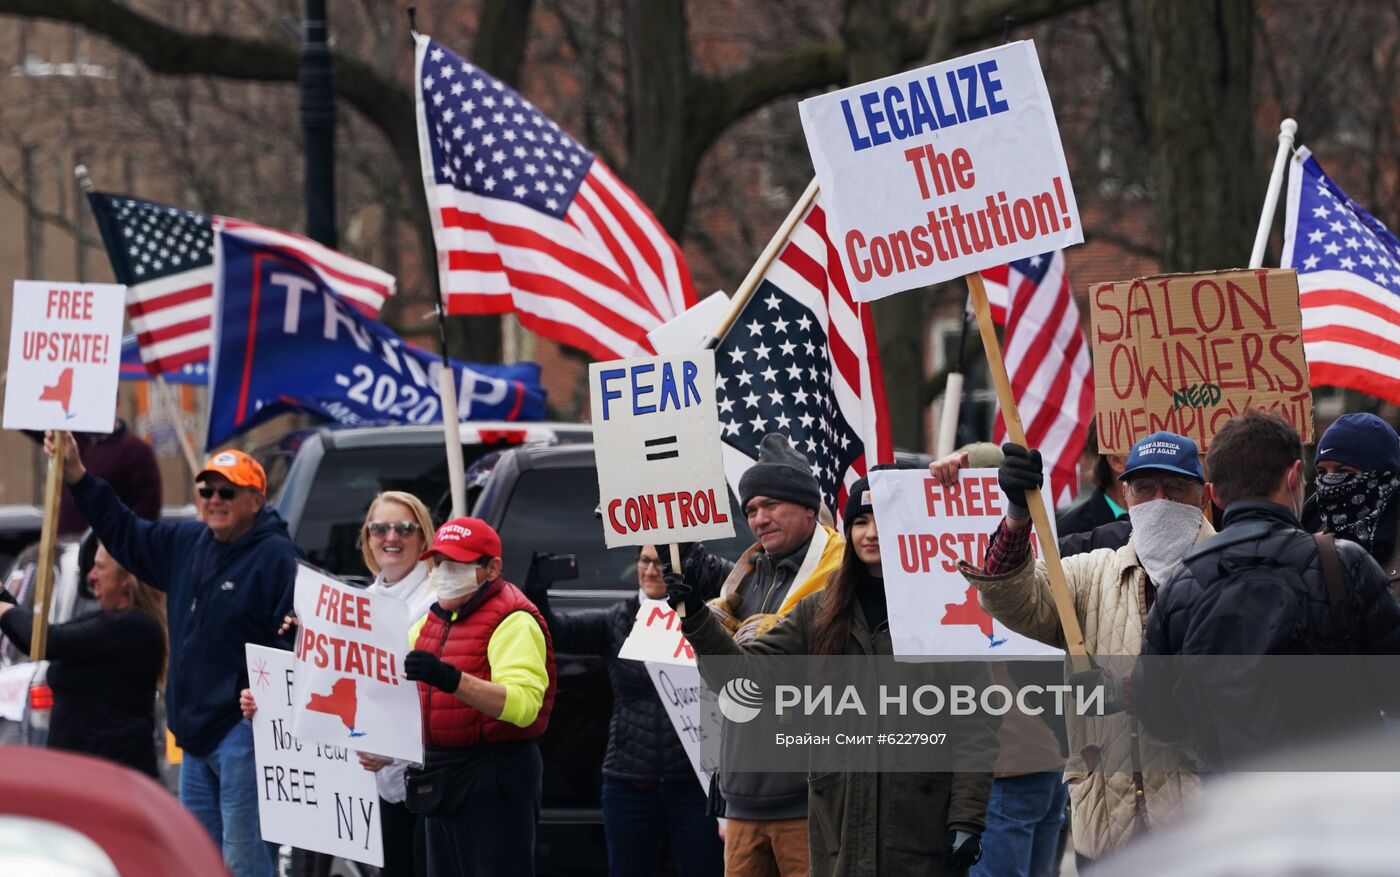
[1056,422,1128,538]
[240,490,435,877]
[942,431,1210,866]
[1313,413,1400,595]
[0,541,166,776]
[530,543,723,877]
[47,431,296,877]
[404,517,555,876]
[1133,411,1400,768]
[672,477,994,876]
[672,433,845,876]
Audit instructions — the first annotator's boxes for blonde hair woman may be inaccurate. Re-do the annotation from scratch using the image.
[0,542,167,777]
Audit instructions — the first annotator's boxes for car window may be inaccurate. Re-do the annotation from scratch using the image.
[293,445,503,579]
[497,467,755,591]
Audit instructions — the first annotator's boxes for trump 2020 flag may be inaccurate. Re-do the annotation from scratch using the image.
[414,34,696,361]
[206,229,546,449]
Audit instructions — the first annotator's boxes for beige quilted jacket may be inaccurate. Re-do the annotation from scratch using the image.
[960,523,1213,860]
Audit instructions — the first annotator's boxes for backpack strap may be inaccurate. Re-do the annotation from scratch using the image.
[1314,533,1346,613]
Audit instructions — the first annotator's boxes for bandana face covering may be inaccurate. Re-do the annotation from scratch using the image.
[429,560,482,601]
[1316,471,1400,553]
[1128,498,1203,584]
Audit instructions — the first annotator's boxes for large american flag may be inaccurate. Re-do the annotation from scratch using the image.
[714,197,891,524]
[88,193,396,375]
[1282,147,1400,404]
[980,252,1092,507]
[414,35,695,361]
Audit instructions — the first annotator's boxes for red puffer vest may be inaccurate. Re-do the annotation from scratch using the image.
[413,578,556,749]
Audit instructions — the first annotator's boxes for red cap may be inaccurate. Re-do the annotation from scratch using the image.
[420,517,502,563]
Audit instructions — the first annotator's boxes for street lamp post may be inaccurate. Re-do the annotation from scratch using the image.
[300,0,336,248]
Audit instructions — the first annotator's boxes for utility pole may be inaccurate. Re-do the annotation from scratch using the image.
[300,0,336,247]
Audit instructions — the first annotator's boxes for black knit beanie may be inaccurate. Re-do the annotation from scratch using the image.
[739,434,822,511]
[843,476,873,535]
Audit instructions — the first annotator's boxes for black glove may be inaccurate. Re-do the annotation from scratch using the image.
[663,566,701,617]
[403,650,462,694]
[997,442,1043,517]
[0,587,14,606]
[1068,663,1126,715]
[941,827,982,870]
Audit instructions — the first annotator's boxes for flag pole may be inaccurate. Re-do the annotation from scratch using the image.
[935,279,972,457]
[1248,118,1298,269]
[703,177,820,349]
[967,272,1088,664]
[75,164,201,479]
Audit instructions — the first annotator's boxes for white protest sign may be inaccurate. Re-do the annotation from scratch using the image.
[647,291,731,354]
[246,645,383,867]
[590,350,735,548]
[645,662,719,791]
[618,598,696,667]
[869,468,1061,657]
[0,663,35,722]
[799,40,1081,301]
[290,563,423,763]
[3,281,126,432]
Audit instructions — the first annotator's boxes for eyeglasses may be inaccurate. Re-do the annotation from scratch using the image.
[196,485,239,501]
[366,521,423,538]
[1125,475,1198,501]
[637,557,663,570]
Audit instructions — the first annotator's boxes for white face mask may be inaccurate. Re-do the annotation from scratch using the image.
[1128,498,1203,584]
[429,560,482,601]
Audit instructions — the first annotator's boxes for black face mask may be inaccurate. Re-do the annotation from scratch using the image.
[1315,470,1400,553]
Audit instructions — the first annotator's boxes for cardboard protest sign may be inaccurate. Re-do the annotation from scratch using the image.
[1090,268,1312,454]
[618,597,696,667]
[290,564,423,763]
[3,281,126,432]
[869,468,1060,657]
[246,646,383,866]
[645,662,720,791]
[799,41,1081,301]
[589,350,735,548]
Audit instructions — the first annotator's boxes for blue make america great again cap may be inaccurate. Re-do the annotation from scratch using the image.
[1117,431,1205,483]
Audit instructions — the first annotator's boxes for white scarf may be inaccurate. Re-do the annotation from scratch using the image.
[1128,499,1203,584]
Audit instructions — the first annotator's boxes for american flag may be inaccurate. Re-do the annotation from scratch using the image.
[980,251,1092,507]
[87,193,396,376]
[1282,147,1400,404]
[714,197,891,524]
[414,35,695,361]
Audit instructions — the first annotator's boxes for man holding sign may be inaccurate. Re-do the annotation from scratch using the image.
[49,435,296,877]
[943,432,1210,864]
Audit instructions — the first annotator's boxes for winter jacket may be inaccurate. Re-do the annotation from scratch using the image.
[69,473,298,757]
[1056,487,1126,538]
[959,522,1212,860]
[1136,501,1400,769]
[684,526,845,820]
[682,584,996,877]
[543,593,695,781]
[0,604,163,776]
[59,421,162,536]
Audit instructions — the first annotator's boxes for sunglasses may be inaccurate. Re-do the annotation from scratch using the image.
[366,521,423,538]
[196,485,240,501]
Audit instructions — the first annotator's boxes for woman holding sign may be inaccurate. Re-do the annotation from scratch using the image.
[0,540,166,777]
[669,478,995,876]
[241,491,436,877]
[529,544,723,877]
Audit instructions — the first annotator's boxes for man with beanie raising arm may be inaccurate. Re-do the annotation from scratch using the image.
[668,434,845,876]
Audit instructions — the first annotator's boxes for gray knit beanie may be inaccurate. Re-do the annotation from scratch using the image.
[738,434,822,511]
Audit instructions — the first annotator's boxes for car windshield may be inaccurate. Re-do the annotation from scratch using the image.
[495,467,756,591]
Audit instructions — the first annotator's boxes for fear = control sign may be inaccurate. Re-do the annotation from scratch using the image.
[589,350,735,548]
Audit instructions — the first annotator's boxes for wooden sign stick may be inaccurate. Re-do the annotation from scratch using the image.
[31,437,67,660]
[669,543,685,618]
[966,273,1089,665]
